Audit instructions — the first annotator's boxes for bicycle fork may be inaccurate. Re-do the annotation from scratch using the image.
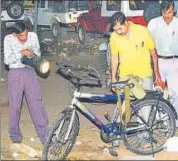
[54,105,76,143]
[64,107,76,142]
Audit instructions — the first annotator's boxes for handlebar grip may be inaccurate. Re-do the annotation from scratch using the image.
[59,67,73,77]
[71,77,81,84]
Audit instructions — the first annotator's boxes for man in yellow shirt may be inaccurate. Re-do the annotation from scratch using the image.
[109,11,164,91]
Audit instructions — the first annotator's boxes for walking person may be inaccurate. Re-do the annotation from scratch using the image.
[148,0,178,127]
[4,21,49,144]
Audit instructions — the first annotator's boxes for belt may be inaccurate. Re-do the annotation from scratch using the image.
[158,55,178,59]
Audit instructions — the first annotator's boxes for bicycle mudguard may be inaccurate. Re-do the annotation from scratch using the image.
[158,98,178,120]
[131,96,178,120]
[144,91,178,119]
[130,90,163,101]
[145,90,163,98]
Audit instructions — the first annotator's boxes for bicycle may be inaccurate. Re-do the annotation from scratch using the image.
[42,61,177,160]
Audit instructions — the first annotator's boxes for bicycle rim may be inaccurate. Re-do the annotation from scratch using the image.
[122,98,176,155]
[42,110,79,160]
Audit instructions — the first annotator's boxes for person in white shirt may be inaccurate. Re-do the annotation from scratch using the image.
[4,21,49,144]
[148,0,178,127]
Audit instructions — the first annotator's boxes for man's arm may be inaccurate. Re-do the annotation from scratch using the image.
[150,48,163,84]
[31,32,41,57]
[109,33,120,91]
[111,54,119,83]
[147,20,165,87]
[4,36,22,65]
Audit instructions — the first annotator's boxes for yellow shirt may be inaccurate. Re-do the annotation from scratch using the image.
[110,22,155,78]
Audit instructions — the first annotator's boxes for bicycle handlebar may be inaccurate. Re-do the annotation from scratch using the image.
[56,61,102,87]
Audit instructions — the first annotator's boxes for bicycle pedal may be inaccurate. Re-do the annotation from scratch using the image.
[108,147,118,157]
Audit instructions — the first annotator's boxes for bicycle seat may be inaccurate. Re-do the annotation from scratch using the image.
[111,80,131,89]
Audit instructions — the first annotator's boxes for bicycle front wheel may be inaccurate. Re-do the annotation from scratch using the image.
[122,98,176,155]
[42,109,80,160]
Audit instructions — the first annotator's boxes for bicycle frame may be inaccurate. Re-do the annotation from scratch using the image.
[47,62,177,160]
[47,63,177,160]
[68,90,147,136]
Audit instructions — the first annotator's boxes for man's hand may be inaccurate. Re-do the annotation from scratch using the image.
[154,73,165,89]
[21,48,32,57]
[111,84,116,93]
[111,78,117,93]
[150,49,165,89]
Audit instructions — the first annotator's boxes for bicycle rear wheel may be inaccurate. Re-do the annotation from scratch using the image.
[42,109,79,160]
[122,98,176,155]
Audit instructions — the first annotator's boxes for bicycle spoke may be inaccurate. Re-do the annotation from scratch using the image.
[48,143,61,160]
[153,130,169,143]
[122,98,176,155]
[43,111,79,160]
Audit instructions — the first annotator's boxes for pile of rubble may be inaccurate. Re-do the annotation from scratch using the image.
[40,37,103,57]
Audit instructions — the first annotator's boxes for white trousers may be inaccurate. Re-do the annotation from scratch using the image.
[158,58,178,125]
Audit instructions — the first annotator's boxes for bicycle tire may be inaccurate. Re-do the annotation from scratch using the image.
[122,98,176,155]
[42,109,80,160]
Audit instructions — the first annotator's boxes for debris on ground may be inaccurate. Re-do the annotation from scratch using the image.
[40,36,103,57]
[1,78,5,82]
[75,141,82,145]
[10,143,42,158]
[30,137,35,142]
